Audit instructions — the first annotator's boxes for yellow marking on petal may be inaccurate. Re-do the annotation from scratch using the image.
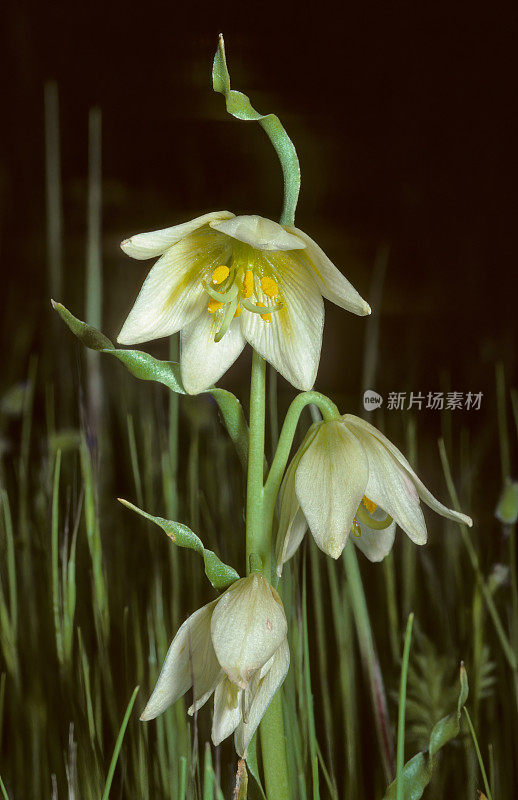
[212,264,229,284]
[260,276,279,298]
[256,302,271,323]
[362,496,377,514]
[352,518,362,537]
[234,305,241,318]
[242,270,254,298]
[207,299,223,313]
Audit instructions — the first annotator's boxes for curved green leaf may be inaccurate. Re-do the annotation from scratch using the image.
[212,34,300,227]
[53,302,251,463]
[210,388,249,468]
[119,498,239,590]
[51,300,114,350]
[383,663,469,800]
[103,349,185,394]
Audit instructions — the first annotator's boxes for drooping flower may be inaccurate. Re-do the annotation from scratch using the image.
[276,415,473,573]
[140,573,289,757]
[118,212,370,393]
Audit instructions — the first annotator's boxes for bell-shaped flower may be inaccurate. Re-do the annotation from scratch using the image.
[118,212,370,393]
[276,415,473,573]
[140,573,289,757]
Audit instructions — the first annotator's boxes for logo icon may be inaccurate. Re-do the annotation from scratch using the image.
[363,390,383,410]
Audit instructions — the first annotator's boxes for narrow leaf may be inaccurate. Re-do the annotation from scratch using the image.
[119,499,239,590]
[103,349,185,394]
[51,300,114,350]
[213,34,300,226]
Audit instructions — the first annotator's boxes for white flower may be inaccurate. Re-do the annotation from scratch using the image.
[276,415,473,573]
[118,212,370,393]
[140,573,289,757]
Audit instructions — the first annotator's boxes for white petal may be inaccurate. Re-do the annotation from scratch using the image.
[344,415,473,528]
[295,420,369,558]
[210,215,305,251]
[118,227,232,345]
[180,311,246,394]
[211,678,243,746]
[353,513,397,562]
[235,638,290,757]
[210,574,287,688]
[275,426,321,576]
[140,600,219,721]
[241,251,324,391]
[346,423,428,545]
[121,211,235,260]
[287,226,371,316]
[188,685,219,716]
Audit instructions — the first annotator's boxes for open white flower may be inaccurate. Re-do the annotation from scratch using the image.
[140,573,289,757]
[118,212,370,393]
[276,415,473,574]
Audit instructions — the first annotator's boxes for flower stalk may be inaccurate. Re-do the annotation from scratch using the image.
[245,350,291,799]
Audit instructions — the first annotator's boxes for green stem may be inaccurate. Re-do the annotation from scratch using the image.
[396,613,414,800]
[246,351,267,574]
[263,391,339,521]
[463,707,493,800]
[259,694,291,800]
[246,352,290,800]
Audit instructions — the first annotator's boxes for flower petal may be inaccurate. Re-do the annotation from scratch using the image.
[353,511,397,562]
[140,600,219,721]
[241,251,324,391]
[287,226,370,316]
[121,211,235,260]
[211,678,243,746]
[210,215,305,251]
[211,574,287,688]
[275,426,321,575]
[295,420,369,558]
[180,311,246,394]
[345,422,428,544]
[118,227,232,345]
[344,415,473,528]
[235,638,290,757]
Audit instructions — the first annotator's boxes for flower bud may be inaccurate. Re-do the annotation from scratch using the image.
[211,573,287,688]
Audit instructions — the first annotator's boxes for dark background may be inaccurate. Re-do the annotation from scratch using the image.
[1,0,515,444]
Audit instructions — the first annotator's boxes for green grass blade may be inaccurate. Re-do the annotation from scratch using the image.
[396,613,414,800]
[101,685,139,800]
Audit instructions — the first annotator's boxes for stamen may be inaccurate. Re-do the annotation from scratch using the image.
[256,301,271,323]
[234,305,241,318]
[356,503,393,530]
[214,297,238,342]
[260,276,279,298]
[352,518,362,537]
[241,298,283,316]
[362,496,377,514]
[242,270,254,298]
[212,265,230,284]
[207,298,223,314]
[202,281,238,303]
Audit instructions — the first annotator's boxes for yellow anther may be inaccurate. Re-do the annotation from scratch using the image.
[212,265,230,284]
[256,301,271,323]
[260,276,279,298]
[207,299,223,313]
[234,305,241,318]
[242,270,254,298]
[352,518,362,537]
[362,496,377,514]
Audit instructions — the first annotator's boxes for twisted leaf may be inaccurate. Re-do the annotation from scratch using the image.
[52,302,249,465]
[383,663,469,800]
[212,33,300,226]
[119,498,239,590]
